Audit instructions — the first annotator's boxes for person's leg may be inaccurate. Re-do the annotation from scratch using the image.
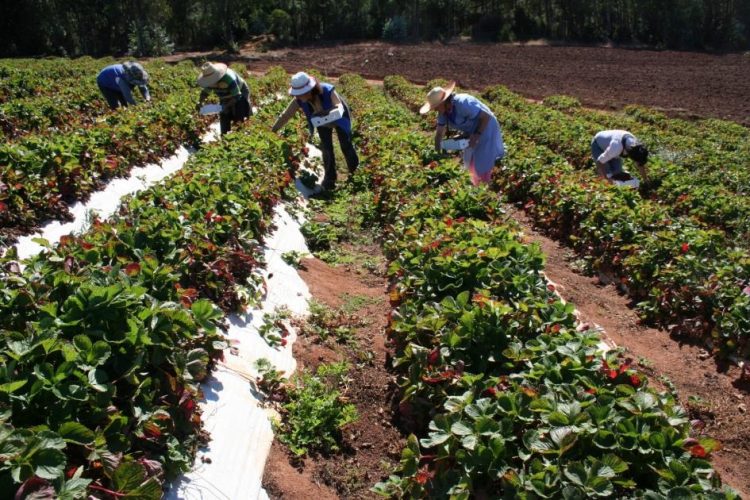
[116,91,129,108]
[317,127,336,190]
[607,158,624,177]
[235,95,251,122]
[220,112,231,135]
[99,85,120,110]
[336,128,359,173]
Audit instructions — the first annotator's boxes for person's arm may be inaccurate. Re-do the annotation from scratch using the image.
[469,111,490,147]
[139,85,151,102]
[271,99,300,133]
[434,124,446,151]
[635,163,649,181]
[117,78,137,105]
[597,138,623,165]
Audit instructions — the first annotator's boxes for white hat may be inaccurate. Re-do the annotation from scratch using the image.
[197,62,228,87]
[419,82,456,114]
[288,72,317,96]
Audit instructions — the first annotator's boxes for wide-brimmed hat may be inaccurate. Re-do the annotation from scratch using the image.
[419,82,456,114]
[197,62,228,87]
[289,72,317,96]
[122,62,149,86]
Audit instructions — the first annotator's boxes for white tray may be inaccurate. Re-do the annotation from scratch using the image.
[199,104,223,115]
[441,138,470,151]
[613,178,640,188]
[311,104,344,127]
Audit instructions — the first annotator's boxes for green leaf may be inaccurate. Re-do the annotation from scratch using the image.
[564,462,587,486]
[88,369,109,392]
[111,461,161,498]
[33,447,66,480]
[90,341,112,365]
[420,431,450,448]
[451,421,473,436]
[461,434,478,451]
[58,422,95,445]
[73,335,92,352]
[0,380,28,393]
[600,454,629,474]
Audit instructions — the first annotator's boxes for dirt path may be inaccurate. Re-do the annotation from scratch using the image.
[166,40,750,125]
[262,257,405,499]
[505,206,750,497]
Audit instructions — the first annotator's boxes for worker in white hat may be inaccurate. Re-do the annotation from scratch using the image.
[421,82,505,186]
[196,62,253,135]
[272,71,359,193]
[96,61,151,110]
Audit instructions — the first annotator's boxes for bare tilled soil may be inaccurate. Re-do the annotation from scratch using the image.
[169,40,750,124]
[262,257,405,499]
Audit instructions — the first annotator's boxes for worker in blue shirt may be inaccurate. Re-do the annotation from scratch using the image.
[96,62,151,110]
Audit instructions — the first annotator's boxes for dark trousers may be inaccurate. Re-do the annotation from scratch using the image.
[99,84,128,109]
[317,126,359,190]
[219,92,252,135]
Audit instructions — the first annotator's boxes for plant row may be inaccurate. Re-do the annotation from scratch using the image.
[383,75,750,361]
[0,76,296,497]
[480,85,750,241]
[0,61,204,140]
[337,73,735,499]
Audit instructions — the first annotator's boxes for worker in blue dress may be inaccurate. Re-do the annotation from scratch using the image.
[96,62,151,110]
[272,72,359,193]
[420,82,504,186]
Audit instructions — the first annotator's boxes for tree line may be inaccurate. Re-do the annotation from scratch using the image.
[2,0,748,57]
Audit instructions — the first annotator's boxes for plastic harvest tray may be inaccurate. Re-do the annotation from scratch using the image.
[199,104,223,115]
[441,138,470,151]
[613,178,640,188]
[310,104,344,127]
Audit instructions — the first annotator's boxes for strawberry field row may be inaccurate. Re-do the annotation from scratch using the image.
[0,61,204,141]
[336,74,735,498]
[0,72,295,498]
[383,75,750,361]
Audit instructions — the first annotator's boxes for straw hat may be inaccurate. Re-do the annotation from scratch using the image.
[289,72,317,96]
[419,82,456,114]
[197,62,228,87]
[122,62,149,86]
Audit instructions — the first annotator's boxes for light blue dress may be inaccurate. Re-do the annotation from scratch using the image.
[437,93,504,174]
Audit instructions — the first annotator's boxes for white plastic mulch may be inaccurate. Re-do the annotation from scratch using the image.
[13,123,222,262]
[166,143,324,500]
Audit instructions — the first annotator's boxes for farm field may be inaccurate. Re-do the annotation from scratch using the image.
[1,54,749,499]
[181,40,750,125]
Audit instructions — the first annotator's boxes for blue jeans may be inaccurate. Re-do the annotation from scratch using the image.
[98,84,128,109]
[591,140,623,177]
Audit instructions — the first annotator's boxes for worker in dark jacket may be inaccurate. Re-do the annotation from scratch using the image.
[271,72,359,192]
[196,62,253,135]
[97,62,151,110]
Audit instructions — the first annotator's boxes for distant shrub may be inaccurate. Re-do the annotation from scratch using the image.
[269,9,292,41]
[382,16,408,41]
[128,22,174,57]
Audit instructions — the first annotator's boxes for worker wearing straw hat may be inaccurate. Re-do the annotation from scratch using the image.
[421,82,505,186]
[196,62,253,135]
[272,71,359,193]
[96,61,151,110]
